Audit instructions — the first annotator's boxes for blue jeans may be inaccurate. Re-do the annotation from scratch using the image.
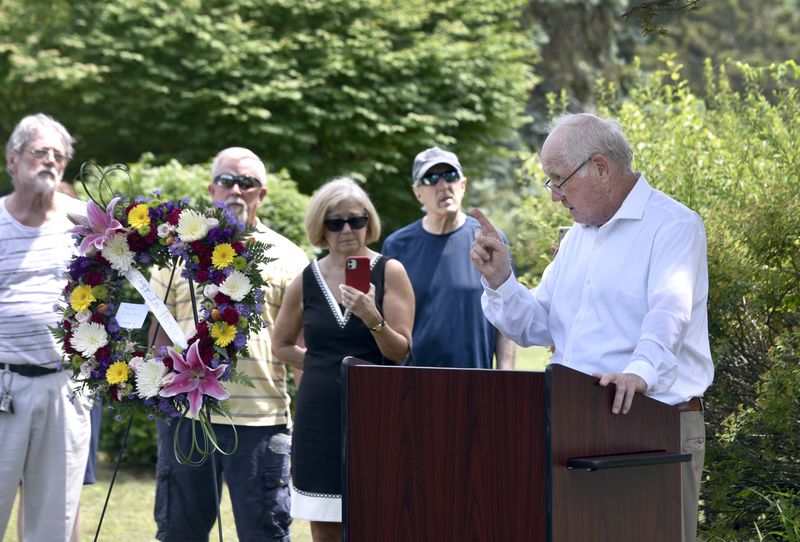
[155,420,291,542]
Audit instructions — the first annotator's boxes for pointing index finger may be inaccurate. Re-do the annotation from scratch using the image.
[471,208,500,238]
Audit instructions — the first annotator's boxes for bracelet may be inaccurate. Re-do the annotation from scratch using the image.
[369,318,386,332]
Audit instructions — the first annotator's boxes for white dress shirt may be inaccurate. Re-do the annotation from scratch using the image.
[482,175,713,405]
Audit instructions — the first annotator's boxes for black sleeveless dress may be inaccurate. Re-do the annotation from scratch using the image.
[291,255,391,520]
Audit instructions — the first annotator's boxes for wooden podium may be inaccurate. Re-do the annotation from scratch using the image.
[342,359,689,541]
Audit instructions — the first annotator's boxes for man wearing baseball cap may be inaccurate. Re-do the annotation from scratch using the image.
[382,147,516,369]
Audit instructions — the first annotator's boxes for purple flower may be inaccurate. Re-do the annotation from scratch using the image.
[233,333,247,349]
[205,228,226,245]
[234,303,251,317]
[107,318,120,333]
[156,397,180,417]
[68,256,93,280]
[159,342,229,417]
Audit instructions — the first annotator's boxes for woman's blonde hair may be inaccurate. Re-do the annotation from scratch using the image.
[304,177,381,249]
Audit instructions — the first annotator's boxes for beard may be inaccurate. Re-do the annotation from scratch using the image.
[29,169,61,194]
[225,197,249,223]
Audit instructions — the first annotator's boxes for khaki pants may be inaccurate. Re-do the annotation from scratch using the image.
[681,410,706,542]
[0,371,91,542]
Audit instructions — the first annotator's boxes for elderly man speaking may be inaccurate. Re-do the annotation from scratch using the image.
[471,113,713,542]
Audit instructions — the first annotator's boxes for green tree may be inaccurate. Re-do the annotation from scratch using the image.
[522,0,640,142]
[638,0,800,94]
[0,0,535,233]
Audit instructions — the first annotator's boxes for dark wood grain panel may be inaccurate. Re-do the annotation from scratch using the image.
[344,363,547,541]
[344,361,684,542]
[547,364,683,542]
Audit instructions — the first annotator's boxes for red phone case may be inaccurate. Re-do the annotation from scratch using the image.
[345,256,371,293]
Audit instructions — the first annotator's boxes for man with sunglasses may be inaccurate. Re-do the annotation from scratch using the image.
[1,114,92,541]
[382,146,516,369]
[149,147,307,542]
[471,114,713,542]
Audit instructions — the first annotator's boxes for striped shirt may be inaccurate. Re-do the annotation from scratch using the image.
[0,193,86,367]
[150,220,308,426]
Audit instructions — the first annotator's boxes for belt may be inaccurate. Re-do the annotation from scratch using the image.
[0,363,60,378]
[675,396,703,412]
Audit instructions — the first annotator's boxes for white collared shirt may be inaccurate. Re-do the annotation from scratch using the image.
[482,175,713,405]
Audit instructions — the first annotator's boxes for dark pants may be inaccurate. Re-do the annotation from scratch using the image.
[154,420,291,542]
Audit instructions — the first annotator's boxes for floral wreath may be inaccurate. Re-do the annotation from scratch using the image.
[52,166,271,444]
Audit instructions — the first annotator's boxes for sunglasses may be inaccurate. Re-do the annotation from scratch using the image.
[324,215,369,232]
[419,169,460,186]
[213,174,262,190]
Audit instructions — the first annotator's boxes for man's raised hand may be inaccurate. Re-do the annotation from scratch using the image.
[471,208,512,289]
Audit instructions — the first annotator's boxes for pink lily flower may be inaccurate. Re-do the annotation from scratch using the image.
[71,196,127,254]
[159,341,229,417]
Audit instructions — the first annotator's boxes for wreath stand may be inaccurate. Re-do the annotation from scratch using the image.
[92,263,232,542]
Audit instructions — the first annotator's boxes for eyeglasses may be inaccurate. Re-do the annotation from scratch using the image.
[324,215,369,232]
[28,148,67,165]
[419,169,460,186]
[543,157,592,195]
[213,174,262,190]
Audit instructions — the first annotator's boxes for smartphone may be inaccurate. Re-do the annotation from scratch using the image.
[345,256,371,293]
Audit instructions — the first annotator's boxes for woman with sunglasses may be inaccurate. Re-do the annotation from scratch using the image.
[272,177,414,542]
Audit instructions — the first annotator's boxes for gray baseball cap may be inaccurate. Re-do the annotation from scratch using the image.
[411,146,463,183]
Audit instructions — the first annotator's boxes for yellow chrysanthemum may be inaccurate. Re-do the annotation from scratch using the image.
[210,322,237,347]
[127,204,151,230]
[106,361,131,385]
[211,243,236,270]
[70,284,96,312]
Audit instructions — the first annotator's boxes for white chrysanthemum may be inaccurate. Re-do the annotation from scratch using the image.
[101,234,135,272]
[176,209,209,242]
[157,223,175,238]
[70,322,108,357]
[203,284,220,299]
[75,310,92,323]
[135,359,169,399]
[219,270,252,301]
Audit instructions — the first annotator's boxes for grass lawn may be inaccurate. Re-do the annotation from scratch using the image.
[515,345,550,372]
[3,460,314,542]
[3,349,549,542]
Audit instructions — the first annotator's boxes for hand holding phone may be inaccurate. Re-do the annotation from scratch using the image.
[345,256,371,293]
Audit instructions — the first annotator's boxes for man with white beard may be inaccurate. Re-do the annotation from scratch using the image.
[149,147,307,542]
[0,114,91,541]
